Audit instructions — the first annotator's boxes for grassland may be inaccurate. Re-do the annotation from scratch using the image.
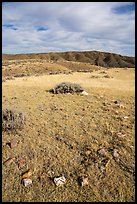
[2,60,135,202]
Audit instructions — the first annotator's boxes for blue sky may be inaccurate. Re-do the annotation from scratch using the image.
[2,2,135,56]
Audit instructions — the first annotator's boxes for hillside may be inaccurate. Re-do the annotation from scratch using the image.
[2,50,135,68]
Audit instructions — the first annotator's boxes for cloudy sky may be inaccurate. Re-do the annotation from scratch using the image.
[2,2,135,56]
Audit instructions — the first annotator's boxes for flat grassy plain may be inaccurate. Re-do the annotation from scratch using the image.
[2,67,135,202]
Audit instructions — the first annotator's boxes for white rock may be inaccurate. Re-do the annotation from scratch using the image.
[123,116,129,119]
[81,91,88,96]
[22,178,32,186]
[113,149,119,160]
[54,176,66,187]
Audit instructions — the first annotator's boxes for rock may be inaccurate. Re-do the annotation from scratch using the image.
[22,169,33,179]
[53,176,66,187]
[10,139,18,148]
[81,91,88,96]
[123,116,129,119]
[22,178,32,186]
[3,157,16,166]
[98,148,107,157]
[113,149,119,160]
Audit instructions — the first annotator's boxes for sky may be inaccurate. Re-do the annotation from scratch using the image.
[2,2,135,56]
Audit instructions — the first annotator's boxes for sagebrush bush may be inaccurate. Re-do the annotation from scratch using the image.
[14,73,30,77]
[2,108,25,131]
[103,74,112,78]
[49,82,84,94]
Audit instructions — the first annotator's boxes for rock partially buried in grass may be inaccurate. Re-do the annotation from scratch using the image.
[53,176,66,187]
[22,178,32,187]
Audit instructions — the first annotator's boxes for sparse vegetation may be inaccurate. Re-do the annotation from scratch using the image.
[14,73,30,77]
[2,108,25,131]
[2,52,135,202]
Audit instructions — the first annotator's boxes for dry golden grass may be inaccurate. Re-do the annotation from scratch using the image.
[2,67,135,202]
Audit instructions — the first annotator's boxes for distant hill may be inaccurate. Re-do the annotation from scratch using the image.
[2,50,135,68]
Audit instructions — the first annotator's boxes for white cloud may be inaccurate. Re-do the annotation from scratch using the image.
[2,2,135,56]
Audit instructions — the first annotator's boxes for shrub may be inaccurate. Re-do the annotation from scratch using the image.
[14,73,30,77]
[99,71,107,74]
[2,108,25,131]
[49,82,84,94]
[103,74,112,78]
[90,75,100,78]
